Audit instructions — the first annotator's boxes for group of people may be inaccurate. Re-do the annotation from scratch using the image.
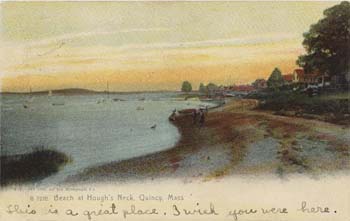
[192,108,206,127]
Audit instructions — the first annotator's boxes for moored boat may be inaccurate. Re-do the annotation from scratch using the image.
[178,108,196,114]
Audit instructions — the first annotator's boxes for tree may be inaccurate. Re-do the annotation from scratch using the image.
[206,83,218,96]
[297,1,350,84]
[206,83,218,90]
[181,81,192,92]
[198,83,206,93]
[267,68,284,90]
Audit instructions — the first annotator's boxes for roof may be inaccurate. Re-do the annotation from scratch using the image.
[294,69,305,76]
[254,79,266,83]
[283,74,293,81]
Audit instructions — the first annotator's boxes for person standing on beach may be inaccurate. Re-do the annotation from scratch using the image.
[199,109,205,127]
[169,109,177,121]
[192,109,198,124]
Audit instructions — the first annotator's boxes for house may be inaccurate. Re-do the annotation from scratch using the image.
[252,79,267,89]
[292,69,305,83]
[292,69,318,84]
[293,68,331,86]
[282,74,293,85]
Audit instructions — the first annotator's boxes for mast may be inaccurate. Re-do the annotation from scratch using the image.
[107,81,109,99]
[29,86,33,99]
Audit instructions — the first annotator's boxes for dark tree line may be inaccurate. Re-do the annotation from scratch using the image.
[297,1,350,85]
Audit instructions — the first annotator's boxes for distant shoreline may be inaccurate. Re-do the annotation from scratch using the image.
[0,88,188,96]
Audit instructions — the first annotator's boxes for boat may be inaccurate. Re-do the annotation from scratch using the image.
[23,87,34,109]
[52,101,65,106]
[107,82,110,100]
[172,97,186,101]
[98,82,110,104]
[113,98,125,102]
[178,108,196,114]
[186,97,200,101]
[97,98,107,104]
[168,110,177,121]
[223,92,236,97]
[200,98,214,101]
[28,87,34,102]
[50,90,65,106]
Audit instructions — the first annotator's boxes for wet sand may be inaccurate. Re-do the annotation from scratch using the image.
[67,99,350,183]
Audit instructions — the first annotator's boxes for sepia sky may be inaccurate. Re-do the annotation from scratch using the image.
[0,1,339,92]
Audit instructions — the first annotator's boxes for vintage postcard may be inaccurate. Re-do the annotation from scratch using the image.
[0,1,349,220]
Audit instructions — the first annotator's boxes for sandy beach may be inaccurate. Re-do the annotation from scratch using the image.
[67,99,350,183]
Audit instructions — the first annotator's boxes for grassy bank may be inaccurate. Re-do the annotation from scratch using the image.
[1,148,71,186]
[255,91,350,125]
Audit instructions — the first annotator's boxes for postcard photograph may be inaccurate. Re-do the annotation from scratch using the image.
[0,1,349,220]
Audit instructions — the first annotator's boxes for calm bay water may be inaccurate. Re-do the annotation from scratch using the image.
[0,92,213,184]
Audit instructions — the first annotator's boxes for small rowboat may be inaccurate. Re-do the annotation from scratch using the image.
[178,108,196,114]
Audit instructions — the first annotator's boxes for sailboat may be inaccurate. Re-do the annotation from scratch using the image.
[23,87,34,109]
[97,82,109,104]
[107,81,110,101]
[51,89,65,106]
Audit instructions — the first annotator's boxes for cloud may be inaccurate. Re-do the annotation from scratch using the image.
[115,33,298,52]
[22,27,171,48]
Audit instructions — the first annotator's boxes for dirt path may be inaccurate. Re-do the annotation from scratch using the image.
[212,99,350,178]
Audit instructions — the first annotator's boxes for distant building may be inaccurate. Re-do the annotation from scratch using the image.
[231,85,256,92]
[292,69,318,84]
[282,74,293,85]
[252,79,267,89]
[292,68,331,86]
[292,69,305,83]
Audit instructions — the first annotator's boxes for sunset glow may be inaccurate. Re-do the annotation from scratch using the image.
[0,1,338,92]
